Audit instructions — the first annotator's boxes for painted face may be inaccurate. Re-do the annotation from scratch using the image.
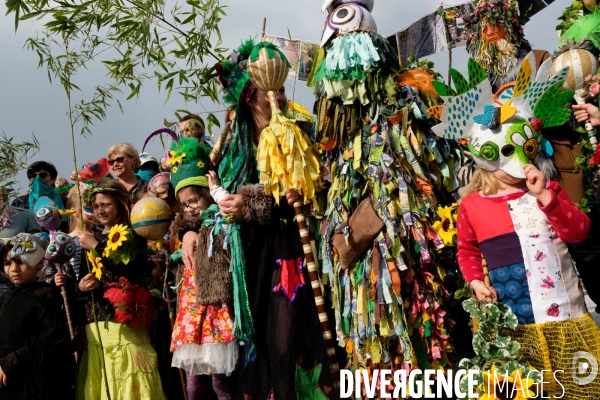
[467,117,542,178]
[482,22,507,44]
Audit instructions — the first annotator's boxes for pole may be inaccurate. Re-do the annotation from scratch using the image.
[440,6,453,86]
[55,263,78,363]
[261,18,266,40]
[395,33,402,67]
[293,201,340,389]
[158,241,188,400]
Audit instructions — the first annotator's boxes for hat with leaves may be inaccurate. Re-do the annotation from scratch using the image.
[167,136,211,195]
[215,39,256,105]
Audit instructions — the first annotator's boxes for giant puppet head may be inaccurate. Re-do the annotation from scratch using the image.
[465,0,532,91]
[320,0,377,47]
[428,52,574,179]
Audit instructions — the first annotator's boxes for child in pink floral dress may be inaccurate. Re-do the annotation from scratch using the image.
[168,137,237,400]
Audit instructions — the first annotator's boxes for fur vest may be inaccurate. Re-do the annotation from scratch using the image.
[193,225,232,305]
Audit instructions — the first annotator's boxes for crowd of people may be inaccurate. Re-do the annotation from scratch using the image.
[2,21,600,400]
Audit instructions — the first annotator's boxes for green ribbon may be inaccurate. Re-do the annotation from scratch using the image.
[249,42,291,67]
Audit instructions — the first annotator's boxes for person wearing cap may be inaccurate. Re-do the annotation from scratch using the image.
[137,152,160,182]
[0,233,74,399]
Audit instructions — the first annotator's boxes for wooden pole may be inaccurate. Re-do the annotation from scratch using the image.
[293,201,340,390]
[158,241,188,400]
[396,33,402,67]
[261,18,266,40]
[440,6,453,87]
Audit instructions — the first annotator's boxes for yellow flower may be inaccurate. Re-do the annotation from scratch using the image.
[106,224,129,254]
[87,251,103,280]
[481,367,537,400]
[166,150,186,166]
[172,166,178,173]
[433,203,458,246]
[197,161,204,168]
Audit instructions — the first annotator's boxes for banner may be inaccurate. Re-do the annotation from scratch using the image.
[444,3,476,49]
[265,0,557,81]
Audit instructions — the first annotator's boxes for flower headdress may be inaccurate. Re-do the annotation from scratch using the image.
[428,52,574,178]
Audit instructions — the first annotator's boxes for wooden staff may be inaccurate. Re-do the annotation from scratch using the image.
[158,241,188,400]
[55,263,78,363]
[294,201,340,388]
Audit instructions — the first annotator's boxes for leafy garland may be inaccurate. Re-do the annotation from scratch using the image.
[458,298,541,398]
[556,1,586,35]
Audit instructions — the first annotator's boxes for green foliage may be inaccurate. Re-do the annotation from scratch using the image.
[7,0,228,136]
[401,56,444,82]
[0,131,40,190]
[556,1,584,35]
[458,298,540,397]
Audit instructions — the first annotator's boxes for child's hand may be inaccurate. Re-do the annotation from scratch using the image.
[75,230,98,250]
[206,170,220,191]
[524,164,551,206]
[54,272,68,287]
[79,273,99,292]
[0,365,6,388]
[470,279,498,302]
[182,231,198,269]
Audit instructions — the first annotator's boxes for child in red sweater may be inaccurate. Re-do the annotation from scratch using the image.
[430,51,600,397]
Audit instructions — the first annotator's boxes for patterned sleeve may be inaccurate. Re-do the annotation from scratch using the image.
[456,199,485,283]
[538,181,590,244]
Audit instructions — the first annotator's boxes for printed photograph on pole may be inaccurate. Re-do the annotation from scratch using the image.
[298,41,320,81]
[263,35,301,80]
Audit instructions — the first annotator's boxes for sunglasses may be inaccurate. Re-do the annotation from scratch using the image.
[29,172,50,180]
[108,156,131,166]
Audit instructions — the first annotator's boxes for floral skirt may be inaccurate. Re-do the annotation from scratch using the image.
[76,322,166,400]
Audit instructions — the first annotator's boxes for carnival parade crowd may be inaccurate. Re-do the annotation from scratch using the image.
[3,1,600,400]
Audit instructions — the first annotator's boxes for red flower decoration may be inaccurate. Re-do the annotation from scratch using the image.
[590,146,600,165]
[102,277,155,330]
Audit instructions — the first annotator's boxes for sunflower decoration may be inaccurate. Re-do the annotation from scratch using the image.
[432,203,459,246]
[102,224,139,265]
[87,249,104,280]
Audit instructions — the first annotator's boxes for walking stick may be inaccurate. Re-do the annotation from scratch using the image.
[158,241,189,400]
[245,42,340,389]
[55,263,77,357]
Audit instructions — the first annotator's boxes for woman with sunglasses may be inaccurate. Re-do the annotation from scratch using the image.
[107,143,145,201]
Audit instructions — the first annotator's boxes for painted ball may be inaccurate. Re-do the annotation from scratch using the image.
[550,48,598,91]
[130,197,173,240]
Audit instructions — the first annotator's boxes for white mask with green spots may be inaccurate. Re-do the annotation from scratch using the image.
[428,52,574,179]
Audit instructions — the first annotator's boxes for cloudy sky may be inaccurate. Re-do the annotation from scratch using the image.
[0,0,572,192]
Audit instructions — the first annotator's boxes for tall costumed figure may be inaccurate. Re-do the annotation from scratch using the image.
[310,0,469,392]
[215,39,341,399]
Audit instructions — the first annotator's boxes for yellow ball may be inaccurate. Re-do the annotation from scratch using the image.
[130,197,172,240]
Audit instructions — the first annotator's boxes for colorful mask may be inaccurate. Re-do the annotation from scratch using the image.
[45,232,77,265]
[428,52,574,178]
[8,233,49,269]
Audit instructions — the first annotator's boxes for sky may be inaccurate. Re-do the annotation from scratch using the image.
[0,0,573,193]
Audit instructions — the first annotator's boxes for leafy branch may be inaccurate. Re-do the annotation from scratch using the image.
[0,131,40,189]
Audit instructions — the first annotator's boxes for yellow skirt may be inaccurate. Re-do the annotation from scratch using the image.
[76,322,166,400]
[511,313,600,399]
